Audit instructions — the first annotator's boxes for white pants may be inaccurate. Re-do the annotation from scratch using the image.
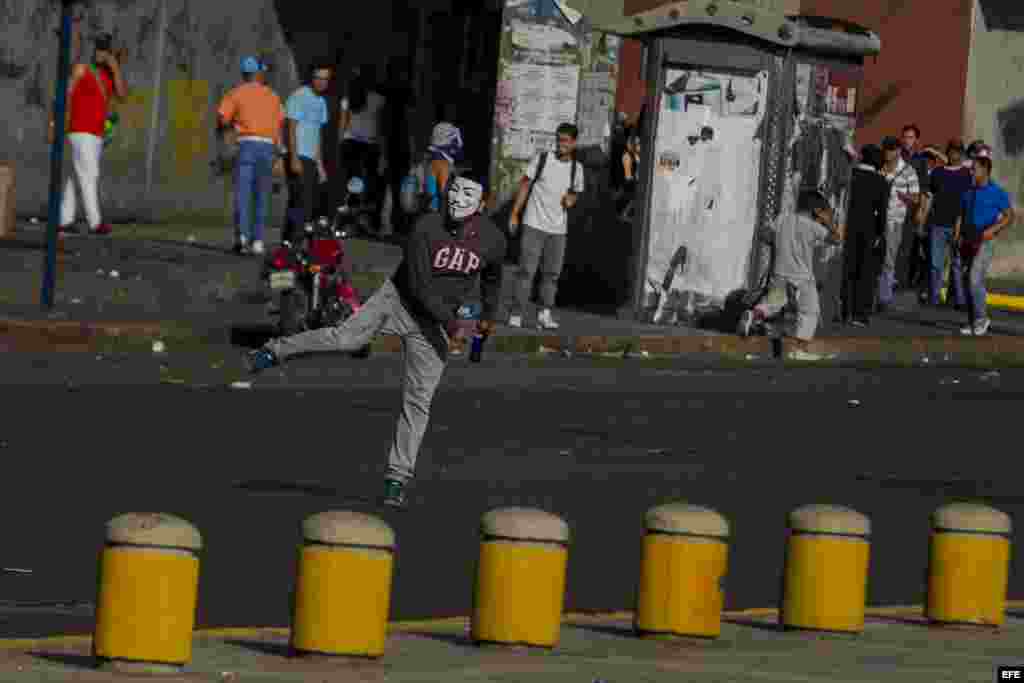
[754,275,820,341]
[61,133,104,229]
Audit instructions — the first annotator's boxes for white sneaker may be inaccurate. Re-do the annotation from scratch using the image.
[787,348,834,362]
[537,309,560,330]
[251,240,265,255]
[959,319,991,336]
[507,314,523,329]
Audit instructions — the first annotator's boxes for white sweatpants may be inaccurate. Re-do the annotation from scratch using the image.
[753,275,820,341]
[60,132,104,229]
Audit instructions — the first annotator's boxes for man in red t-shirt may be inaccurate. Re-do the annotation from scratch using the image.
[48,34,127,236]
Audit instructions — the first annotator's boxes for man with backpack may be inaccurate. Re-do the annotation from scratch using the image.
[507,123,585,330]
[49,33,127,236]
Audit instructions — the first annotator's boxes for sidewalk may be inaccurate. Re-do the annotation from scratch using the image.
[2,606,1020,682]
[3,219,1024,363]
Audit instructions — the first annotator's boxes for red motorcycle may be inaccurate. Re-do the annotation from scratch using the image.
[262,217,370,357]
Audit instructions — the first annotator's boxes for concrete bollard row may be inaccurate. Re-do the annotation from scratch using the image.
[90,501,1013,671]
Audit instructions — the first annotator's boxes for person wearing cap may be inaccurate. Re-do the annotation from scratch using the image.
[738,190,844,360]
[923,140,971,308]
[840,144,889,327]
[216,56,285,255]
[49,33,127,237]
[954,154,1015,336]
[245,169,507,508]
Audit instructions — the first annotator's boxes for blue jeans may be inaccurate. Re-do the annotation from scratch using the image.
[928,225,964,306]
[963,240,994,323]
[234,140,276,243]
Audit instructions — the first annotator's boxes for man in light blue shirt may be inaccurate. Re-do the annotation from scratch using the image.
[284,62,331,242]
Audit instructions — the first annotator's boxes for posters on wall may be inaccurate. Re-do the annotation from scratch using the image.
[490,8,583,206]
[787,62,860,313]
[490,0,621,210]
[768,61,864,329]
[644,68,769,324]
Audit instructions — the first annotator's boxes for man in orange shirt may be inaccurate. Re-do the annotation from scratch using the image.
[217,57,285,255]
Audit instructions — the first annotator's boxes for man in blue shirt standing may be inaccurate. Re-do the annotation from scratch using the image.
[284,62,331,242]
[954,153,1015,336]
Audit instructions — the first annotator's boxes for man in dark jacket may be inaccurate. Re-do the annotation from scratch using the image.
[841,144,889,327]
[246,170,507,508]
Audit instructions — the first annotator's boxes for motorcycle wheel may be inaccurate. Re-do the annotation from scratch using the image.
[278,289,308,337]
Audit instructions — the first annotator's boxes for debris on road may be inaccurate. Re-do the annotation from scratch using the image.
[230,381,252,390]
[939,378,961,385]
[848,399,861,407]
[980,370,1000,381]
[152,340,166,354]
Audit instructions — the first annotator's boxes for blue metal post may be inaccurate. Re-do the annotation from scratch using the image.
[41,0,75,310]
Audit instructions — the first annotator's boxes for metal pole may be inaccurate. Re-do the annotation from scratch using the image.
[144,0,169,200]
[41,0,75,310]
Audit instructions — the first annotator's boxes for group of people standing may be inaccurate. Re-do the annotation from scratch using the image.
[216,57,420,255]
[842,125,1015,336]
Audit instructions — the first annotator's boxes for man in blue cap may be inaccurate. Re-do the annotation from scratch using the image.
[245,169,507,508]
[217,56,284,254]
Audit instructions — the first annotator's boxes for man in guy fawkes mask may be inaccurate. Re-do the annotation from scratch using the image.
[247,170,507,508]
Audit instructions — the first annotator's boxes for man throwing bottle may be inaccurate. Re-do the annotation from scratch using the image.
[246,170,507,508]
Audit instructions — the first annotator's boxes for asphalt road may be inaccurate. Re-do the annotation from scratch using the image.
[0,356,1021,637]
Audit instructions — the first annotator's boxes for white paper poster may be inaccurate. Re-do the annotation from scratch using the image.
[646,69,770,322]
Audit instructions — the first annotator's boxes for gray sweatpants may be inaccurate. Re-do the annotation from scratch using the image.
[265,280,446,482]
[753,275,820,341]
[515,224,567,314]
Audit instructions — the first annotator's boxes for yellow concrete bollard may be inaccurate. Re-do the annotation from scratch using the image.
[926,502,1012,628]
[471,507,569,648]
[780,504,870,634]
[93,513,202,674]
[634,503,729,639]
[290,511,396,658]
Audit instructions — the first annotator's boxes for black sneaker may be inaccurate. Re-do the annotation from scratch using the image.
[381,477,407,508]
[246,347,279,374]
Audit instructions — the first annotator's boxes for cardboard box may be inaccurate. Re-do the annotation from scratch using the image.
[0,162,14,239]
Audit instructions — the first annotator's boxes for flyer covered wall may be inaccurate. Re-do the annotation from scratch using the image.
[645,68,770,324]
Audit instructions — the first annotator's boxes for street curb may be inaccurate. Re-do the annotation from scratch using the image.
[0,318,164,353]
[3,601,1021,650]
[5,316,1024,362]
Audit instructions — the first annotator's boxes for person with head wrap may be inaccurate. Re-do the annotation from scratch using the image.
[422,122,464,213]
[246,168,507,508]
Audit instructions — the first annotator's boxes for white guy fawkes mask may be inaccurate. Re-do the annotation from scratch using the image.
[447,176,484,221]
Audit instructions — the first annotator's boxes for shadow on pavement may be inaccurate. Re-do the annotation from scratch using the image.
[566,623,635,639]
[232,480,377,506]
[230,324,276,349]
[722,616,783,633]
[402,631,475,649]
[28,651,96,670]
[224,638,291,658]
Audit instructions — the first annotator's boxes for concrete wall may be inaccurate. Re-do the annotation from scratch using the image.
[1,0,301,221]
[964,0,1024,275]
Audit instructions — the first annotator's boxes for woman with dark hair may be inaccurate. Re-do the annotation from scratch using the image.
[338,64,387,227]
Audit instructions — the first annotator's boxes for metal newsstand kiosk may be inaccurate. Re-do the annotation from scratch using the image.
[569,2,881,326]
